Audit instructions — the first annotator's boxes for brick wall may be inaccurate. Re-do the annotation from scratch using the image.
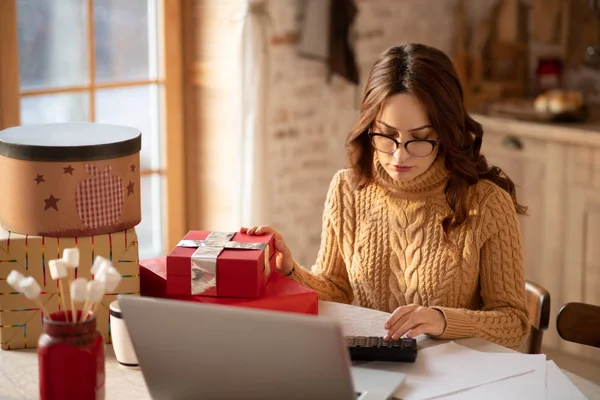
[264,0,496,267]
[263,0,600,268]
[190,0,600,268]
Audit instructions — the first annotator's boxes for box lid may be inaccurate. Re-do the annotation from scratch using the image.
[0,123,141,162]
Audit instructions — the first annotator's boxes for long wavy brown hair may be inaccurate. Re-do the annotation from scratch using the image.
[347,43,527,234]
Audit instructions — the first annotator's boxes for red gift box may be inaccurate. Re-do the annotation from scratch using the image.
[167,231,276,298]
[141,257,318,315]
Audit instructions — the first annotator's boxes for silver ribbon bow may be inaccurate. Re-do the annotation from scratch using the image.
[177,232,270,295]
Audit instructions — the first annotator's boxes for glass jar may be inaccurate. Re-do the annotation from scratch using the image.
[38,310,105,400]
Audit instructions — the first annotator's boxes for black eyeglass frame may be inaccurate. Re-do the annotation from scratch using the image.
[367,130,439,157]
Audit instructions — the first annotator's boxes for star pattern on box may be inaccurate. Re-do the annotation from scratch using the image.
[126,181,135,196]
[130,164,136,172]
[63,165,75,175]
[34,174,45,184]
[44,194,60,211]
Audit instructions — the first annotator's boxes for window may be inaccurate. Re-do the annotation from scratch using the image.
[0,0,186,258]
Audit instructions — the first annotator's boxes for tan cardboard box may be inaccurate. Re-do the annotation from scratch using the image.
[0,227,139,350]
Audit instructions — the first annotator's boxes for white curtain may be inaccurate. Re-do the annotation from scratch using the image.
[234,0,271,228]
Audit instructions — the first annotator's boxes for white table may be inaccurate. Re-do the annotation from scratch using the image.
[1,301,598,399]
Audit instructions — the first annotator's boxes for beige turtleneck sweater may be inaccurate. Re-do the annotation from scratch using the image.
[290,156,529,349]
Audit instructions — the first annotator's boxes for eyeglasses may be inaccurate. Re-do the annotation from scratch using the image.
[368,130,438,157]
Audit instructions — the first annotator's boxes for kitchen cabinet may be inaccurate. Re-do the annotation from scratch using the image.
[562,145,600,359]
[478,115,600,360]
[480,133,549,287]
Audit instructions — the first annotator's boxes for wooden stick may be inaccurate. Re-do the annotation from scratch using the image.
[83,301,101,322]
[71,300,79,324]
[58,278,70,322]
[35,298,53,321]
[80,300,92,323]
[68,269,76,323]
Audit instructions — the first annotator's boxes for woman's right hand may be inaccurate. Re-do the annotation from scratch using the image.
[240,225,295,276]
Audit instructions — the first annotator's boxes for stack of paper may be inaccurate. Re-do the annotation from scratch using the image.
[321,301,591,399]
[353,341,588,400]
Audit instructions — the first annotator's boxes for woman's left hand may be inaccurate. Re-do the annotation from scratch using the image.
[384,304,446,340]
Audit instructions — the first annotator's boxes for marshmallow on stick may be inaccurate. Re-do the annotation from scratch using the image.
[62,248,80,322]
[19,276,53,321]
[98,266,122,293]
[70,277,88,323]
[49,259,70,322]
[87,267,122,321]
[7,270,25,292]
[91,256,111,278]
[80,280,105,322]
[62,248,80,269]
[84,257,111,320]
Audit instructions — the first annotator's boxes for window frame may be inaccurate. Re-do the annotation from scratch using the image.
[0,0,187,255]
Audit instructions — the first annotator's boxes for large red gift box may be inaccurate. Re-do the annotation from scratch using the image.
[167,231,276,298]
[141,257,318,315]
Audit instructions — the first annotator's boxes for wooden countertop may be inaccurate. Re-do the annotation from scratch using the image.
[471,113,600,148]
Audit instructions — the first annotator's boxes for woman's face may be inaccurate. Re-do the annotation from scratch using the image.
[372,93,439,182]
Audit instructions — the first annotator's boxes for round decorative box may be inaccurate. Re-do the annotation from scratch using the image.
[0,123,142,237]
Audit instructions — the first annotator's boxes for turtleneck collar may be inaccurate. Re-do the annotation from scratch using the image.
[373,154,449,198]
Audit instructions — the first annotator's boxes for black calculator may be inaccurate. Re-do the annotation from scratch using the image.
[346,336,418,362]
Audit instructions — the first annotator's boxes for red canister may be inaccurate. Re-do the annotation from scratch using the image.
[536,58,563,94]
[37,310,105,400]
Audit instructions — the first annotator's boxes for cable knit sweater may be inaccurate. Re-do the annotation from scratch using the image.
[290,156,529,349]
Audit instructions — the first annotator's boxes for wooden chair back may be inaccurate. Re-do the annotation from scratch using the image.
[556,302,600,349]
[524,280,550,354]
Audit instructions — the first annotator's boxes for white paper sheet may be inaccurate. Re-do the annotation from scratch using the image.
[546,361,589,400]
[436,360,546,399]
[319,300,390,337]
[357,342,547,400]
[351,366,406,400]
[417,359,590,400]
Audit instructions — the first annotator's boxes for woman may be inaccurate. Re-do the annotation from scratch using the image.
[242,43,529,349]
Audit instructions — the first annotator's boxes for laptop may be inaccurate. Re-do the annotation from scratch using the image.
[118,295,405,400]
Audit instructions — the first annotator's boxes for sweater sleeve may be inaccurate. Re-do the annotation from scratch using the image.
[432,187,529,350]
[289,171,354,304]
